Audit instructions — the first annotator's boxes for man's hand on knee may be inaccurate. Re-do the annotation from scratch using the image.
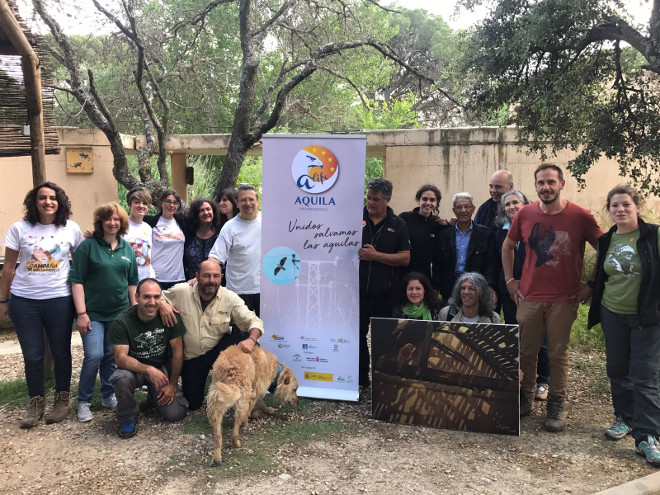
[147,367,169,389]
[157,382,176,406]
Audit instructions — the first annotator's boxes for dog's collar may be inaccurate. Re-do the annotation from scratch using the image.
[268,363,284,394]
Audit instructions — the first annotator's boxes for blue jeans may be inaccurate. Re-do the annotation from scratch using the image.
[8,295,74,397]
[78,320,116,403]
[600,306,660,444]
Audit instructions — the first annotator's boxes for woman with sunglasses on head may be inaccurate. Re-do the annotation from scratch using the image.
[588,184,660,466]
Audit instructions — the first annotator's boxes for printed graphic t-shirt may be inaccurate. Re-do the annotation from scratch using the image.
[3,220,83,299]
[111,305,186,368]
[151,216,185,282]
[507,201,602,302]
[602,228,660,314]
[124,220,155,281]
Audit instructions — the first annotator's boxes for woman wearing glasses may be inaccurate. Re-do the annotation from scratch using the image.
[144,189,186,289]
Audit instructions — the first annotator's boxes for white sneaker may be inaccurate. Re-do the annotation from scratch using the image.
[101,393,117,412]
[77,401,93,422]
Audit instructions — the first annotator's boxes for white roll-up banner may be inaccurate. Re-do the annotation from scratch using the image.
[261,134,366,401]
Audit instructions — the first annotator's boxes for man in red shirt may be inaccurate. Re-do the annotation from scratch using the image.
[502,163,603,432]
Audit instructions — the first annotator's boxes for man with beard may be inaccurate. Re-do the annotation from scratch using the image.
[110,278,188,438]
[502,163,602,432]
[159,260,264,410]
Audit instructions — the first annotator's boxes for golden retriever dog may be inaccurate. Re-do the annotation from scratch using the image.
[207,345,299,464]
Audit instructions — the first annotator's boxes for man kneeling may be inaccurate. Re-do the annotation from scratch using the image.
[110,278,187,438]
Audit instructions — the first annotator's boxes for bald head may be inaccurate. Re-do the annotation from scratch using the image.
[196,259,223,300]
[489,170,514,203]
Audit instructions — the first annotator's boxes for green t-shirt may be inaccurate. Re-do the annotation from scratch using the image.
[68,237,139,321]
[602,229,643,314]
[110,305,186,368]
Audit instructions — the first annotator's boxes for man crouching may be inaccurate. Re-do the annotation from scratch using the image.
[109,278,188,438]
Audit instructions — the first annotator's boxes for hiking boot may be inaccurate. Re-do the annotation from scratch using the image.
[45,391,70,424]
[118,417,138,439]
[520,391,534,416]
[604,416,632,441]
[544,395,567,432]
[535,383,549,401]
[102,393,117,412]
[20,395,45,429]
[636,436,660,466]
[77,401,93,423]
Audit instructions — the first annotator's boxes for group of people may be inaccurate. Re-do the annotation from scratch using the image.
[358,166,660,466]
[2,164,659,466]
[1,182,264,438]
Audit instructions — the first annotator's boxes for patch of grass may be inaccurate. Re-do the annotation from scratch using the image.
[177,393,354,478]
[0,379,29,407]
[570,303,605,350]
[573,354,610,396]
[208,419,350,477]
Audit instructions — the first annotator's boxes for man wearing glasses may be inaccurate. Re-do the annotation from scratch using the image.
[432,192,498,302]
[209,184,262,316]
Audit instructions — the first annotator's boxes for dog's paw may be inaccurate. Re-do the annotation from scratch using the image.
[231,437,242,448]
[264,406,276,415]
[211,458,222,466]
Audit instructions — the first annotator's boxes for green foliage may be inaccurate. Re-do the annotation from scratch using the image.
[570,303,605,350]
[461,0,660,195]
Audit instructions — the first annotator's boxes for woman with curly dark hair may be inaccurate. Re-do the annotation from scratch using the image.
[69,202,138,423]
[1,182,82,428]
[183,198,221,280]
[392,272,442,320]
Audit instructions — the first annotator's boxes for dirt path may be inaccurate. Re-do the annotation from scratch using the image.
[0,339,654,494]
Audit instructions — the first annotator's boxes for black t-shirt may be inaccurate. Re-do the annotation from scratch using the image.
[110,305,186,368]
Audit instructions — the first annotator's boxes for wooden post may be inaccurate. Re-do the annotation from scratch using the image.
[0,0,51,379]
[0,0,47,183]
[171,152,189,202]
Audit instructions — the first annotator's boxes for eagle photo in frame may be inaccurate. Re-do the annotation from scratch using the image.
[371,318,520,436]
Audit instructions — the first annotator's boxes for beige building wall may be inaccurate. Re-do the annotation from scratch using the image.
[1,128,118,256]
[2,126,659,258]
[381,128,660,221]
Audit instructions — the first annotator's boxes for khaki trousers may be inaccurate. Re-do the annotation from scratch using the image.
[517,300,577,398]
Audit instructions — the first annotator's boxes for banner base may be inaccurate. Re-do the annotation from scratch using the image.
[298,386,359,401]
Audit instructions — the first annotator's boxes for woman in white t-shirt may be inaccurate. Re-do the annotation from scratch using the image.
[144,189,186,290]
[123,187,156,281]
[0,182,83,428]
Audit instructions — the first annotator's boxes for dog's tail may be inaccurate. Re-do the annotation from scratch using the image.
[207,381,241,425]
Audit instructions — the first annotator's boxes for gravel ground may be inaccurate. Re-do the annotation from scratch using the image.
[0,330,655,495]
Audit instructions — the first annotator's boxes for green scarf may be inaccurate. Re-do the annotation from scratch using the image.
[401,302,432,321]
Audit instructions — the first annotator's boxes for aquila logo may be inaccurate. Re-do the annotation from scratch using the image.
[291,145,339,194]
